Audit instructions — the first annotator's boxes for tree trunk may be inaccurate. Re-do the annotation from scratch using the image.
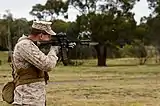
[95,44,107,66]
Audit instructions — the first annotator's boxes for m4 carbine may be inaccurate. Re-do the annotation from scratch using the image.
[37,32,98,66]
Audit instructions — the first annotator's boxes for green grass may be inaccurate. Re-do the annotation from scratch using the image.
[46,65,160,106]
[1,52,160,106]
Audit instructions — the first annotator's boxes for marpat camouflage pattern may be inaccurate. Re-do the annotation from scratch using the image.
[12,35,58,105]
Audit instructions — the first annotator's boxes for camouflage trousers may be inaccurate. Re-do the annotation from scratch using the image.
[12,81,46,106]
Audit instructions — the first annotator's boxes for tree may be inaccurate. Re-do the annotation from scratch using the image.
[2,10,13,61]
[11,18,30,46]
[147,0,160,16]
[134,23,150,45]
[72,0,137,66]
[30,0,69,20]
[0,19,8,51]
[52,19,70,33]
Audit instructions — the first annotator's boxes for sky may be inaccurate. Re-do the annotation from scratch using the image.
[0,0,152,24]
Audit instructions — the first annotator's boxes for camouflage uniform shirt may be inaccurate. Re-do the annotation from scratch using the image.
[12,35,58,106]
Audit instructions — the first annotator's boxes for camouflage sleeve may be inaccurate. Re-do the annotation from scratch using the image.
[18,41,58,71]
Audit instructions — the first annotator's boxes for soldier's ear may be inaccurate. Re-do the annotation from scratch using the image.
[39,33,43,40]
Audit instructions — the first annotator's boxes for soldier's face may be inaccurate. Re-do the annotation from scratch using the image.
[39,34,51,41]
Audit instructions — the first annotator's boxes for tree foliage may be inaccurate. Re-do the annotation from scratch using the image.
[30,0,69,20]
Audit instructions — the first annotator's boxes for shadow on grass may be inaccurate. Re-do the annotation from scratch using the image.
[108,63,160,67]
[106,64,139,67]
[83,63,160,67]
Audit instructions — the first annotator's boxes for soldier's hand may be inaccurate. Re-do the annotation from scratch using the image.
[50,46,61,55]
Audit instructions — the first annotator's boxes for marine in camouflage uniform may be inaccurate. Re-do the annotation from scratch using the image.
[12,21,58,106]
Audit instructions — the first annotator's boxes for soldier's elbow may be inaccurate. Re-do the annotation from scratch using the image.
[46,61,57,72]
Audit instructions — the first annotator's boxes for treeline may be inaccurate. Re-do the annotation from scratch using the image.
[1,0,160,66]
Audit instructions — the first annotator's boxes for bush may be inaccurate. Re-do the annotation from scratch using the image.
[119,44,134,58]
[119,41,148,65]
[69,46,95,59]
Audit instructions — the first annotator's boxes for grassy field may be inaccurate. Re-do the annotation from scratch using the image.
[1,52,160,106]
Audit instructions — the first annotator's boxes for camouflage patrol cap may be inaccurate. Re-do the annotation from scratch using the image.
[32,21,56,35]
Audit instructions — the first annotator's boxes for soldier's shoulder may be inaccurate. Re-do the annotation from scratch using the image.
[17,38,31,45]
[15,38,32,50]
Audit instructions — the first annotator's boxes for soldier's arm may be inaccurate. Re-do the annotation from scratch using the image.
[18,41,58,71]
